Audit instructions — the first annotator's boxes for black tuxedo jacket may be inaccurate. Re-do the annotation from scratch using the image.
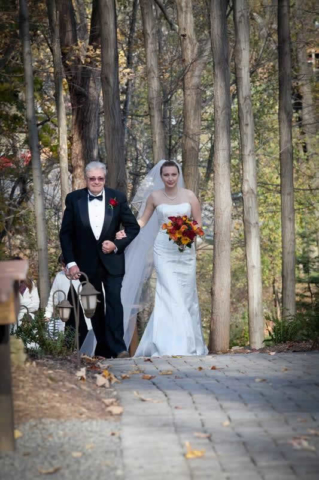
[60,187,140,277]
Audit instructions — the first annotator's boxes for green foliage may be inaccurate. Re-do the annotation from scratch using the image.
[229,311,250,348]
[12,310,75,358]
[264,313,302,345]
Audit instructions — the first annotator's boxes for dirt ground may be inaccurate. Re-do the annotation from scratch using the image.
[12,355,119,425]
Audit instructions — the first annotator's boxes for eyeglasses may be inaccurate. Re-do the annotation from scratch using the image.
[88,176,105,182]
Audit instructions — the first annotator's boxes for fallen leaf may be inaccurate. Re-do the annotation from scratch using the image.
[88,364,101,371]
[75,367,86,381]
[174,406,183,409]
[282,367,289,372]
[110,431,119,436]
[172,355,182,358]
[144,358,152,362]
[102,370,120,384]
[197,366,204,371]
[14,429,23,439]
[71,452,83,458]
[133,391,162,403]
[63,382,78,390]
[38,466,61,475]
[255,378,267,383]
[106,406,124,415]
[85,444,95,450]
[184,441,205,459]
[211,366,217,370]
[102,398,117,407]
[121,374,131,379]
[194,432,211,439]
[142,374,156,380]
[268,352,276,355]
[95,374,110,388]
[288,437,316,451]
[222,421,230,427]
[81,355,95,362]
[308,429,319,436]
[159,370,173,375]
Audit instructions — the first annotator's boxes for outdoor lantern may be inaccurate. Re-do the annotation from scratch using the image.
[57,299,73,322]
[79,281,99,318]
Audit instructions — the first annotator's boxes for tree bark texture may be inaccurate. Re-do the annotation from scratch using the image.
[278,0,296,317]
[57,0,101,190]
[140,0,166,164]
[209,0,232,353]
[234,0,264,348]
[99,0,127,192]
[19,0,50,306]
[46,0,69,209]
[176,0,210,195]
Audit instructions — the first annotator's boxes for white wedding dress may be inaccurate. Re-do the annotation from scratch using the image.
[134,202,208,357]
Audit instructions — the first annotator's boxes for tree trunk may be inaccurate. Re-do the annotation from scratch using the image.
[140,0,166,164]
[47,0,69,209]
[209,0,232,353]
[295,0,318,156]
[123,0,138,146]
[19,0,50,306]
[98,0,126,192]
[234,0,264,348]
[176,0,210,195]
[57,0,101,190]
[278,0,296,317]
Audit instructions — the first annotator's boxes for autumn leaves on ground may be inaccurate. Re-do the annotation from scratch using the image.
[12,356,123,424]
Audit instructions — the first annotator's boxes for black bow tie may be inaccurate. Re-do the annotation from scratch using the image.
[89,194,103,202]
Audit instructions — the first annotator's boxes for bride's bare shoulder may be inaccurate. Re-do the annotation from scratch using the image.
[183,188,197,200]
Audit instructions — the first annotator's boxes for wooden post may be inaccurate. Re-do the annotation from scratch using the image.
[0,260,28,451]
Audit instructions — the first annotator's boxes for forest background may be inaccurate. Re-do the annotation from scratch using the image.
[0,0,318,352]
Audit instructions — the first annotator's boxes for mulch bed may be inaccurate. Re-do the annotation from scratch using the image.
[12,355,118,424]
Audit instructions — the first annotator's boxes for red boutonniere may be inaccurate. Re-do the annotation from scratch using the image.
[108,197,118,210]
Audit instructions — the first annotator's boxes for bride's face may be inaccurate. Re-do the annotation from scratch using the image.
[161,166,179,189]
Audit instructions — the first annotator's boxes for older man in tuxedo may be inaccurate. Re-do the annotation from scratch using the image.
[60,161,140,358]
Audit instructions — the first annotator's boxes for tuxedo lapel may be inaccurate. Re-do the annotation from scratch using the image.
[78,190,91,231]
[98,188,113,243]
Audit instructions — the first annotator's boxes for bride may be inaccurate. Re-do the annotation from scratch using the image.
[119,160,207,357]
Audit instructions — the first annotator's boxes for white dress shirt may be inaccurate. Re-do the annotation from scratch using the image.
[88,189,105,240]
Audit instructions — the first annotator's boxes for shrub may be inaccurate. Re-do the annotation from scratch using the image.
[12,310,75,357]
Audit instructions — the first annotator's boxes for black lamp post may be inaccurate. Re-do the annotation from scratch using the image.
[56,273,99,367]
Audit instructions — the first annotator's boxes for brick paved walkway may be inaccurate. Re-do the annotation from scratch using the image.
[109,352,319,480]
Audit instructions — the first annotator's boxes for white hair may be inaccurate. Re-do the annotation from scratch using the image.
[85,161,107,177]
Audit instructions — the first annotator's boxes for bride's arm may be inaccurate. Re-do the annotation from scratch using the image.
[115,194,156,239]
[137,194,156,228]
[188,191,202,227]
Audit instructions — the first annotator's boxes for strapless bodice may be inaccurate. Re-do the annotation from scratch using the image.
[156,202,192,227]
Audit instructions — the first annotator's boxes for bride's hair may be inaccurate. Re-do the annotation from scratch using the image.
[160,160,180,175]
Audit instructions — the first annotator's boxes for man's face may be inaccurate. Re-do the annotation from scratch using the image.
[86,168,106,195]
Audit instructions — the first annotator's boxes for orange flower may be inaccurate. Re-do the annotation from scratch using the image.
[162,223,167,230]
[180,224,188,232]
[181,236,191,245]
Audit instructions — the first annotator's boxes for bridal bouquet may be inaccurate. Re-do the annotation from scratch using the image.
[162,215,204,252]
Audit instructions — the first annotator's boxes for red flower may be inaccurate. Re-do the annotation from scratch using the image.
[108,197,119,209]
[168,216,177,223]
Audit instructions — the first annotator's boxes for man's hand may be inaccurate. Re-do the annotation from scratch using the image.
[115,229,127,240]
[69,265,80,279]
[102,240,116,254]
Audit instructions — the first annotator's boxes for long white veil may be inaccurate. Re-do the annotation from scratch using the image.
[122,159,184,348]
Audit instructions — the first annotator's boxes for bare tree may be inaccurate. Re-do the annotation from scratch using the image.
[234,0,263,348]
[99,0,127,192]
[57,0,100,190]
[19,0,50,306]
[278,0,296,317]
[140,0,166,164]
[46,0,69,209]
[176,0,211,195]
[209,0,232,353]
